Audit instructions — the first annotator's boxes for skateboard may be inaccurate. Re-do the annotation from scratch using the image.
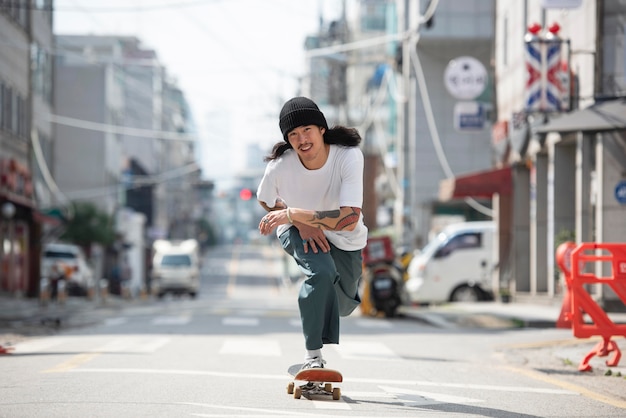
[286,364,342,400]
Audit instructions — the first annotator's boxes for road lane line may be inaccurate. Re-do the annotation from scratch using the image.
[311,399,350,410]
[43,352,100,373]
[181,402,323,416]
[68,367,577,395]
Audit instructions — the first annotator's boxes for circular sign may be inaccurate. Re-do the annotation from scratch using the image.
[444,56,488,100]
[615,180,626,205]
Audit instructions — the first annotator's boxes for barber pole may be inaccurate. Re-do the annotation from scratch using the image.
[524,23,542,112]
[524,23,570,113]
[545,23,564,111]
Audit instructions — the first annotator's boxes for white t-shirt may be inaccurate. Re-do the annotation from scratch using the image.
[257,145,368,251]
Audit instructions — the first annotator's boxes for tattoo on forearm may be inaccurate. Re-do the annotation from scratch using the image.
[314,210,340,220]
[312,209,359,231]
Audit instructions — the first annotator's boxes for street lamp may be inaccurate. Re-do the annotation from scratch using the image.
[1,202,16,220]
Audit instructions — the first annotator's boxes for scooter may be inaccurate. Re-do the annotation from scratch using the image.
[361,236,407,318]
[367,261,404,318]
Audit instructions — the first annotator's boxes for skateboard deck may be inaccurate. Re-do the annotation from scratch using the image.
[287,364,343,400]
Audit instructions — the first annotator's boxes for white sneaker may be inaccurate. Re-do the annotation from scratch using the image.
[301,357,326,370]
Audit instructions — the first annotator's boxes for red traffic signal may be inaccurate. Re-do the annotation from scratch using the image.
[239,188,253,200]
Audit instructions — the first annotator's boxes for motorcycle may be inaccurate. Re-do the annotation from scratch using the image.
[361,236,406,318]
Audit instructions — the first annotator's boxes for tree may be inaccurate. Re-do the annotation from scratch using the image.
[60,202,116,253]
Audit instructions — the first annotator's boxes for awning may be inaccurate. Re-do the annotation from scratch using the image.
[535,98,626,134]
[33,208,65,226]
[439,167,512,201]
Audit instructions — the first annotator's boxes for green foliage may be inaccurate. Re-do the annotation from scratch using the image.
[60,202,116,248]
[554,228,576,252]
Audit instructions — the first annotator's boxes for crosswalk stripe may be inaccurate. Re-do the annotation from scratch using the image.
[222,317,259,326]
[334,341,401,361]
[219,338,281,356]
[152,314,191,325]
[97,337,171,353]
[104,317,127,326]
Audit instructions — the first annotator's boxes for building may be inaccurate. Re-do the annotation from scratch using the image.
[442,0,626,307]
[304,0,496,248]
[1,1,55,297]
[53,34,199,294]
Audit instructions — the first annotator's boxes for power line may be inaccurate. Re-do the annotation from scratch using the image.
[44,113,197,141]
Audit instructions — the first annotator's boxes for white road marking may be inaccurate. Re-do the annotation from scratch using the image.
[379,385,483,406]
[311,399,351,410]
[96,337,171,353]
[182,402,322,416]
[355,318,393,328]
[152,314,191,325]
[221,317,259,326]
[68,367,576,395]
[219,338,281,356]
[289,318,301,327]
[12,337,64,354]
[104,317,127,326]
[333,341,401,361]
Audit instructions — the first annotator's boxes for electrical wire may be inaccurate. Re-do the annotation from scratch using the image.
[30,129,75,219]
[43,113,197,141]
[410,39,494,217]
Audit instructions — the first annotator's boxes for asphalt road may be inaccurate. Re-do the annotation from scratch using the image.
[0,243,625,417]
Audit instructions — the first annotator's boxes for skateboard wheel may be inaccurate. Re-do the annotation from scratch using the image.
[287,382,295,395]
[324,383,332,392]
[294,386,302,399]
[332,387,341,400]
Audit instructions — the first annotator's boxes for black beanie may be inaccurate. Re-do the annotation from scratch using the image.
[279,97,328,141]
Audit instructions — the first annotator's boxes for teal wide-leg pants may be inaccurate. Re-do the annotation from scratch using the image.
[280,227,362,350]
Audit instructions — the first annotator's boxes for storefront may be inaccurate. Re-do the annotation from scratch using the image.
[0,157,37,296]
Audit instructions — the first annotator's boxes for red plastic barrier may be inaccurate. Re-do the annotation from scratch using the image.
[0,345,14,355]
[555,241,576,329]
[568,242,626,371]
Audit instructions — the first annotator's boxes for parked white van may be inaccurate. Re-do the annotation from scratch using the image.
[405,221,496,304]
[151,239,200,298]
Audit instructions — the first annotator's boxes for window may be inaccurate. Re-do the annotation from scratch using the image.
[435,232,483,258]
[360,0,387,32]
[31,43,53,104]
[160,255,192,267]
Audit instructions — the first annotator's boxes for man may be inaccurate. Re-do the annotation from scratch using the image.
[257,97,368,370]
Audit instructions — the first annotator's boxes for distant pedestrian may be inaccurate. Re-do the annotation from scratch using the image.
[257,96,368,371]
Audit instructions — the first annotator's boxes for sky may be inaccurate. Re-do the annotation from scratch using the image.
[54,0,341,186]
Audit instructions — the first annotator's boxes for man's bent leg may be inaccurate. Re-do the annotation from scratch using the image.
[331,245,363,317]
[280,228,340,350]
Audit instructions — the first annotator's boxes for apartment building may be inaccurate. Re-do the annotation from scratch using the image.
[0,1,55,297]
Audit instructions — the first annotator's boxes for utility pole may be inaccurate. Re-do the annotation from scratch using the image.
[396,0,420,248]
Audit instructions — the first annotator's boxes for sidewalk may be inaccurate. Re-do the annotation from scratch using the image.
[399,300,564,329]
[0,292,131,338]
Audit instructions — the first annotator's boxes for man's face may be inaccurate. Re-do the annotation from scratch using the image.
[286,125,327,169]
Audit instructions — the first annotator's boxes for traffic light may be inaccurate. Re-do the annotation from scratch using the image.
[239,188,253,201]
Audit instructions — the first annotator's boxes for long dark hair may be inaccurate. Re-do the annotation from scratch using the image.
[264,126,361,162]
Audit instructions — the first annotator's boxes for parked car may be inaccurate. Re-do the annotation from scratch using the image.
[151,239,200,298]
[405,221,496,304]
[41,243,94,297]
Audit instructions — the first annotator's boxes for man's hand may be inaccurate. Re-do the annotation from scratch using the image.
[298,224,330,254]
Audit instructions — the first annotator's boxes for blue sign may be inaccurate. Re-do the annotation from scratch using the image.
[615,181,626,205]
[454,101,485,131]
